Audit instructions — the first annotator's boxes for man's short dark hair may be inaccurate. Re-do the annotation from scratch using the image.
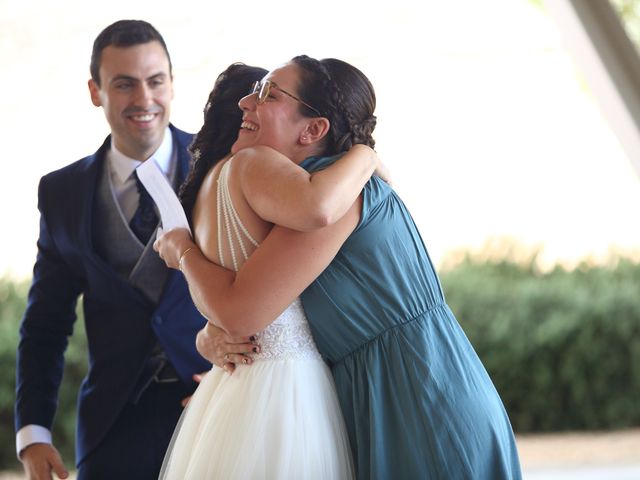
[90,19,172,86]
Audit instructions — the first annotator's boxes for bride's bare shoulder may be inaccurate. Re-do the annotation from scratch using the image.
[192,160,225,258]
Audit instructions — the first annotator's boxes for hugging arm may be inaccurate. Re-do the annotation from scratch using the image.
[235,144,379,231]
[155,197,360,337]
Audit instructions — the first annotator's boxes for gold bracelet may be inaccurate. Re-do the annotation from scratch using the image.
[178,247,194,272]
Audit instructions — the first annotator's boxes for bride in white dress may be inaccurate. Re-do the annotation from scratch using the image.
[156,63,385,479]
[160,158,354,479]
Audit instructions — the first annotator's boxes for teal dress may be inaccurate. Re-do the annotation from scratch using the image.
[300,156,522,480]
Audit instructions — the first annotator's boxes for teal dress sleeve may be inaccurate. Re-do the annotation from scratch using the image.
[299,155,522,480]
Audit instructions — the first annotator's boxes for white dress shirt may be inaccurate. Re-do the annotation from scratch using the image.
[108,128,173,221]
[16,128,173,457]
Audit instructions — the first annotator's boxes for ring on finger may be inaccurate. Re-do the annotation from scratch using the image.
[224,353,230,362]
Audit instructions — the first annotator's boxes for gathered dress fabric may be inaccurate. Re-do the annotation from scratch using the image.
[299,155,523,480]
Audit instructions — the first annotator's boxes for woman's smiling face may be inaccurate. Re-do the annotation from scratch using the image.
[232,63,312,161]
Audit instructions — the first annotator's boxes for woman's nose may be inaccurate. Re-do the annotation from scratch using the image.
[238,92,257,111]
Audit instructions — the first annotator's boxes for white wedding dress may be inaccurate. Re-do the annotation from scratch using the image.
[159,160,354,479]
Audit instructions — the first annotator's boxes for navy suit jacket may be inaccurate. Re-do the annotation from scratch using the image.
[15,124,210,464]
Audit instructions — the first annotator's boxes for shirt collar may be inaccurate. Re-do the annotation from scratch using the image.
[109,127,173,184]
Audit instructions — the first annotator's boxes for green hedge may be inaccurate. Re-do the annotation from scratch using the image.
[0,279,87,471]
[440,255,640,432]
[1,254,639,469]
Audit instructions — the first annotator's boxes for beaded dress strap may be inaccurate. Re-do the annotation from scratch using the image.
[216,159,259,272]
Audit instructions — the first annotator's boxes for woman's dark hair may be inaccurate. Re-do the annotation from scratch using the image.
[90,20,172,86]
[291,55,376,156]
[179,63,267,224]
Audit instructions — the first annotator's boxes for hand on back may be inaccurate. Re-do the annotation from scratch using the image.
[374,154,393,186]
[196,322,258,374]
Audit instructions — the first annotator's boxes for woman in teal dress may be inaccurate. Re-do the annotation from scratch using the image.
[157,55,522,479]
[299,156,521,478]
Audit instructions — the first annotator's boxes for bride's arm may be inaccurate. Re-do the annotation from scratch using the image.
[154,197,360,337]
[233,144,383,231]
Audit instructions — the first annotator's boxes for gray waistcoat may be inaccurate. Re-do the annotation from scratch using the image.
[93,150,180,304]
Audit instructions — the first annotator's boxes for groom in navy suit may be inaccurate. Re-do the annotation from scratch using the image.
[15,20,210,480]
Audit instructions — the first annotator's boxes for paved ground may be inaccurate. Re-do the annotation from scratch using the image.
[525,464,640,479]
[517,428,640,479]
[3,429,639,479]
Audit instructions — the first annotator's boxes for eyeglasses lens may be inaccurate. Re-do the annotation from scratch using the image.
[251,81,270,105]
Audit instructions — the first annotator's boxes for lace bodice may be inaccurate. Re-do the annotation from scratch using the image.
[252,298,322,361]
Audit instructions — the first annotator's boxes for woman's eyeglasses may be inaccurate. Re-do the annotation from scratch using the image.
[251,80,322,117]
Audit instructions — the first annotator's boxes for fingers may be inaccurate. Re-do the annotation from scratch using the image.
[229,340,260,355]
[218,341,260,368]
[181,395,192,407]
[375,164,392,185]
[153,228,193,265]
[217,343,259,375]
[192,371,208,383]
[196,323,260,366]
[224,333,259,345]
[49,448,68,479]
[223,352,255,365]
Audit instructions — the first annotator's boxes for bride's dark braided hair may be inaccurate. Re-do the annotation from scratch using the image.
[179,63,267,226]
[291,55,376,156]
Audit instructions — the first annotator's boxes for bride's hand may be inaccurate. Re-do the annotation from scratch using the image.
[196,322,259,374]
[153,228,195,270]
[374,154,392,186]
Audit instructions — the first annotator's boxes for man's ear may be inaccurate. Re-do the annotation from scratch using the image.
[88,79,102,107]
[299,117,330,145]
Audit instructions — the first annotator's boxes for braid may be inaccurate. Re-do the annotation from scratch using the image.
[331,80,365,151]
[179,63,267,227]
[350,115,377,149]
[323,58,376,151]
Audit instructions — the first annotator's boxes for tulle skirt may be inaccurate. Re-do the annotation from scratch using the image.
[159,358,354,479]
